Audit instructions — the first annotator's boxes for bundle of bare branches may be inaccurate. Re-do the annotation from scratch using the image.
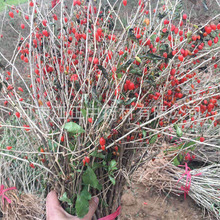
[1,190,45,220]
[136,153,220,219]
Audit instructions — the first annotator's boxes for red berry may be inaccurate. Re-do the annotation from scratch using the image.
[15,112,20,118]
[6,146,12,150]
[128,82,135,90]
[93,58,99,65]
[24,57,29,63]
[88,118,93,123]
[164,19,169,25]
[178,55,184,62]
[42,30,49,37]
[97,28,102,36]
[23,125,30,131]
[210,24,216,30]
[85,156,90,163]
[42,20,47,26]
[170,69,176,76]
[30,163,35,168]
[163,52,167,58]
[9,11,14,18]
[7,85,13,90]
[46,101,51,107]
[214,37,218,44]
[30,1,34,7]
[123,0,127,6]
[119,50,124,55]
[64,17,68,23]
[99,137,106,146]
[21,24,25,29]
[61,135,64,142]
[53,14,58,20]
[108,51,113,59]
[167,90,172,96]
[18,87,24,92]
[200,137,205,142]
[182,14,187,20]
[208,40,212,47]
[205,26,212,34]
[101,145,106,151]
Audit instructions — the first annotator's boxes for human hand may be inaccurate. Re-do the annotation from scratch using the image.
[46,191,99,220]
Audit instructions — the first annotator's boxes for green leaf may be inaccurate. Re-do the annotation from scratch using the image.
[160,30,169,38]
[116,99,124,105]
[48,140,58,151]
[75,194,89,218]
[175,125,183,137]
[64,122,85,134]
[90,151,105,159]
[81,109,87,118]
[149,135,157,144]
[81,187,92,201]
[59,192,72,206]
[116,59,134,73]
[91,86,101,104]
[117,73,123,78]
[143,53,164,60]
[109,176,116,185]
[135,56,142,63]
[150,34,157,42]
[82,94,89,107]
[108,160,117,172]
[74,81,80,91]
[82,166,100,189]
[182,141,196,149]
[124,97,136,105]
[210,31,216,38]
[158,12,167,19]
[150,118,159,129]
[173,157,180,166]
[142,130,147,138]
[94,109,111,127]
[97,65,109,80]
[65,207,75,215]
[99,95,103,102]
[187,31,192,39]
[117,51,128,68]
[92,162,103,171]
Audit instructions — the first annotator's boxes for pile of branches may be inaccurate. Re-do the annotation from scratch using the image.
[136,153,220,219]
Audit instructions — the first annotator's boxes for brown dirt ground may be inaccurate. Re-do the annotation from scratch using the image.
[120,183,210,220]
